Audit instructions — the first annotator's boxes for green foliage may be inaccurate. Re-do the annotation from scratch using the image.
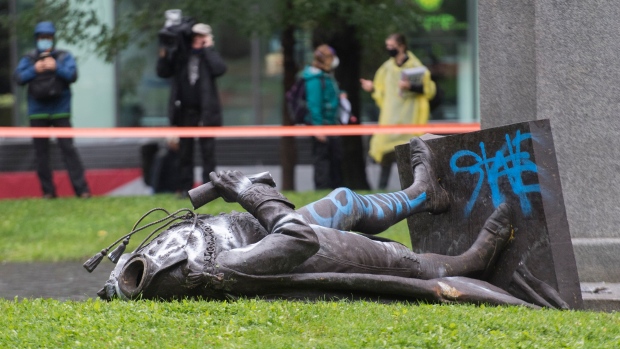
[1,298,619,348]
[0,93,14,108]
[0,0,101,51]
[0,0,423,62]
[0,192,410,262]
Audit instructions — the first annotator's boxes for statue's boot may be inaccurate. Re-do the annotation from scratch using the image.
[416,203,514,279]
[459,202,514,275]
[406,137,450,214]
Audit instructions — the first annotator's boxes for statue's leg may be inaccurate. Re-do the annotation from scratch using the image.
[297,137,449,235]
[412,203,513,279]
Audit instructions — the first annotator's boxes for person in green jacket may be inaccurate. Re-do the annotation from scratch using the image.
[302,44,342,190]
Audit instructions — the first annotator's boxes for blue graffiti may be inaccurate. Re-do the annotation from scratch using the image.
[450,130,540,216]
[305,188,426,229]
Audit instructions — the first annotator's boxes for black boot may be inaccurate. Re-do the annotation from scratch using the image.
[463,203,514,274]
[409,137,450,214]
[413,203,513,279]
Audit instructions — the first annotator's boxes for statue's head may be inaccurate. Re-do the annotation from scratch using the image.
[86,210,225,301]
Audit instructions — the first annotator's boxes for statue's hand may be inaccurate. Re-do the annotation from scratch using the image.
[209,170,253,203]
[509,262,570,309]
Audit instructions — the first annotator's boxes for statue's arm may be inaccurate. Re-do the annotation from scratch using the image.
[210,171,319,275]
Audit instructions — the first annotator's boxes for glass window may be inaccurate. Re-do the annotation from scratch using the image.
[409,0,478,122]
[8,0,478,127]
[360,0,478,123]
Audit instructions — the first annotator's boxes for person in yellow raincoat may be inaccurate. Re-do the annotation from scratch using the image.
[361,33,436,190]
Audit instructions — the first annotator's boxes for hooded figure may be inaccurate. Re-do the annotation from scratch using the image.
[14,21,78,119]
[13,21,90,198]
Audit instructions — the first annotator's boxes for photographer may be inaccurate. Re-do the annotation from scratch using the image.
[156,19,227,198]
[13,21,91,199]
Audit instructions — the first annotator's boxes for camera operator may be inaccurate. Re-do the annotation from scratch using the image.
[156,21,227,198]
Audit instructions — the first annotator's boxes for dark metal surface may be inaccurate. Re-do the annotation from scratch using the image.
[92,165,554,307]
[188,171,275,209]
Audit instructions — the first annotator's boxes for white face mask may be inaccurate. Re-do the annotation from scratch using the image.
[331,56,340,70]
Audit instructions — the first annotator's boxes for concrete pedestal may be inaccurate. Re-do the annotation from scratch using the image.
[478,1,620,289]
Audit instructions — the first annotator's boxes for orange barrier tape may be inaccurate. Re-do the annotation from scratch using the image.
[0,123,480,138]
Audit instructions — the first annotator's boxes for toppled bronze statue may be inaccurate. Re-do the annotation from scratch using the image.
[85,138,568,309]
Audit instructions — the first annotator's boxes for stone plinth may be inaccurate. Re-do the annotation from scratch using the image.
[395,120,583,309]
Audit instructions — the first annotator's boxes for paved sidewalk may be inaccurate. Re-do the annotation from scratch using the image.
[580,282,620,312]
[1,262,618,311]
[0,261,114,301]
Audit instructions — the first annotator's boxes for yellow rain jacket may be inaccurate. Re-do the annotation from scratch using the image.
[368,51,436,163]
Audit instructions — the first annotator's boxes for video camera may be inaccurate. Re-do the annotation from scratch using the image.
[158,9,196,58]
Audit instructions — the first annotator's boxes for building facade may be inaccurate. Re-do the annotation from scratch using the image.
[8,0,479,128]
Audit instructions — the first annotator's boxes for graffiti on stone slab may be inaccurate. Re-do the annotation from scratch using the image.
[450,130,541,217]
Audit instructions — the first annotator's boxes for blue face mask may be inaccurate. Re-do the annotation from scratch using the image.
[37,39,53,52]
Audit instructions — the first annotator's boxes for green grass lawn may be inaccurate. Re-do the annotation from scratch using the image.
[0,191,410,262]
[2,298,619,348]
[1,194,619,348]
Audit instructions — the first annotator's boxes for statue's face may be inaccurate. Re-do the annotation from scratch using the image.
[99,221,215,301]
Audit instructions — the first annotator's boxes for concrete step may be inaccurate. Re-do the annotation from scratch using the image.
[572,239,620,311]
[581,282,620,312]
[572,238,620,283]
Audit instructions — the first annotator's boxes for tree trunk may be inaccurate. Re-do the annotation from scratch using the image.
[317,25,370,190]
[279,24,297,190]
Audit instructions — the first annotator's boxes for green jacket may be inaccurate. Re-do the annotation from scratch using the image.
[302,66,340,125]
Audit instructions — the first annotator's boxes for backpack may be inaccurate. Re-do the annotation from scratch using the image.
[28,72,67,101]
[286,74,328,125]
[26,50,69,101]
[285,78,310,125]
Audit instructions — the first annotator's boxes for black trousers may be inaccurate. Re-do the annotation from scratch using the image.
[312,136,343,190]
[178,109,216,192]
[30,118,90,197]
